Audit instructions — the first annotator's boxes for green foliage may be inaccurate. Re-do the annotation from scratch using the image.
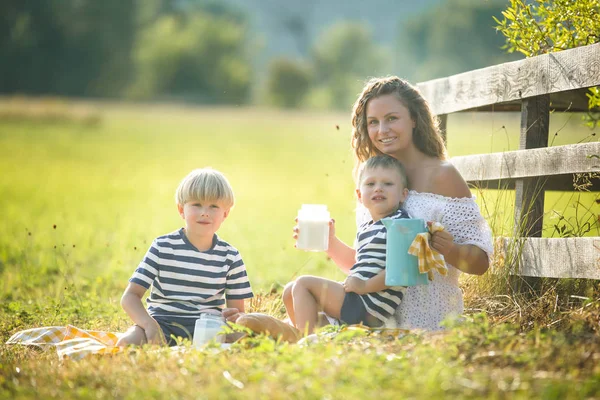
[494,0,600,126]
[494,0,600,57]
[127,11,253,103]
[309,22,388,109]
[265,58,312,108]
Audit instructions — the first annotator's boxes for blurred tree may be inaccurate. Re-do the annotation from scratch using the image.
[126,9,253,104]
[310,22,389,109]
[265,58,312,108]
[0,0,136,97]
[396,0,519,82]
[0,0,252,103]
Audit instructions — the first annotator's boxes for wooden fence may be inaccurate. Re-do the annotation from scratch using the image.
[416,42,600,280]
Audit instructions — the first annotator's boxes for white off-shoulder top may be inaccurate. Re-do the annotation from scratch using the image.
[356,190,494,331]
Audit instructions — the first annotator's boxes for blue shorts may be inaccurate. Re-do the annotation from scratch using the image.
[153,315,197,346]
[340,292,383,328]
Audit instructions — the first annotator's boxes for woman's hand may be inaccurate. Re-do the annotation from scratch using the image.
[428,221,456,257]
[222,307,244,323]
[343,276,367,294]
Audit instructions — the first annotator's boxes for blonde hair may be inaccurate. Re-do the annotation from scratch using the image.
[357,155,409,189]
[175,168,234,209]
[351,76,447,172]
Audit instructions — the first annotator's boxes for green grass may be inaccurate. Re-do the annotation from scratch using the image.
[1,103,599,399]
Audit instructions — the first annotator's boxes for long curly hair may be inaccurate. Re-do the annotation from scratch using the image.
[350,76,446,167]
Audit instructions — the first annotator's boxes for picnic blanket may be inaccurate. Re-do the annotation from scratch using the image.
[408,221,448,280]
[6,325,123,360]
[5,315,300,360]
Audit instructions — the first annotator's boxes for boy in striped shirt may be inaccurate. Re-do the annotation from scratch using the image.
[287,155,408,334]
[116,168,253,347]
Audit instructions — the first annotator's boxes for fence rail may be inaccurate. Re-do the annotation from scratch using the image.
[416,42,600,280]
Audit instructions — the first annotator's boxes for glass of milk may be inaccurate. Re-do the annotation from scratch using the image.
[296,204,330,252]
[193,314,226,348]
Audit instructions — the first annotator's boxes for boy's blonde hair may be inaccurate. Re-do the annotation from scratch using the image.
[175,168,234,209]
[357,155,409,189]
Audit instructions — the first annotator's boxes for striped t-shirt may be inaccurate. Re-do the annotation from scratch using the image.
[350,208,409,323]
[129,228,253,318]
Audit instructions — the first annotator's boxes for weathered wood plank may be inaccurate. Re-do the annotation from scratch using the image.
[417,42,600,115]
[469,175,600,192]
[498,237,600,280]
[452,142,600,182]
[467,88,593,112]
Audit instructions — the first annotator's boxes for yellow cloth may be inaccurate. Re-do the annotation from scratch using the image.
[407,222,448,281]
[6,325,123,360]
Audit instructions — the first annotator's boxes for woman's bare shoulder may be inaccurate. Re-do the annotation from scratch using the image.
[430,161,472,198]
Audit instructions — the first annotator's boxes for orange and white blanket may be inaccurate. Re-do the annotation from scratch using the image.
[6,325,123,360]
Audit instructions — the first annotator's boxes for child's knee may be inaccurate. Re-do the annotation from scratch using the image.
[292,276,313,294]
[282,281,295,303]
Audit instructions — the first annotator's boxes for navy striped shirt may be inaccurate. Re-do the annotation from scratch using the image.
[129,228,253,318]
[350,208,409,323]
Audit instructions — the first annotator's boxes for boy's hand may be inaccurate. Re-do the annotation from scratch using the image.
[222,307,244,322]
[144,321,166,345]
[343,276,367,294]
[327,218,336,248]
[292,218,299,245]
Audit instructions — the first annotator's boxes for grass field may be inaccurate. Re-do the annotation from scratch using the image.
[1,101,599,399]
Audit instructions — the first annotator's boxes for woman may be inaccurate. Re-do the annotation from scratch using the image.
[285,76,493,331]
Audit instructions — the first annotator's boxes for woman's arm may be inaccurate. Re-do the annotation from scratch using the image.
[428,162,490,275]
[430,232,489,275]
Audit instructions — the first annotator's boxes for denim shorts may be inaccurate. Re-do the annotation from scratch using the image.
[340,292,383,328]
[153,315,197,346]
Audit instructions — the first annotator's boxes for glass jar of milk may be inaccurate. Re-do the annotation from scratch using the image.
[296,204,330,252]
[193,313,226,347]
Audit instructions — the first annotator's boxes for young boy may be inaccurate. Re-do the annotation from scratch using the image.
[285,155,409,334]
[116,168,254,347]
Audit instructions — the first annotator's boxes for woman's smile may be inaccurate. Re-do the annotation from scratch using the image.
[378,137,396,144]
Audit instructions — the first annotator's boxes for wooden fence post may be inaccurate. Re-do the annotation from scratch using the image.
[513,94,550,292]
[514,94,550,237]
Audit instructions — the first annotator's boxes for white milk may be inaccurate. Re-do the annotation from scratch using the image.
[193,314,226,347]
[296,204,330,252]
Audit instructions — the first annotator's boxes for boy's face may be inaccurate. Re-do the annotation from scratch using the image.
[356,166,408,221]
[177,199,230,238]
